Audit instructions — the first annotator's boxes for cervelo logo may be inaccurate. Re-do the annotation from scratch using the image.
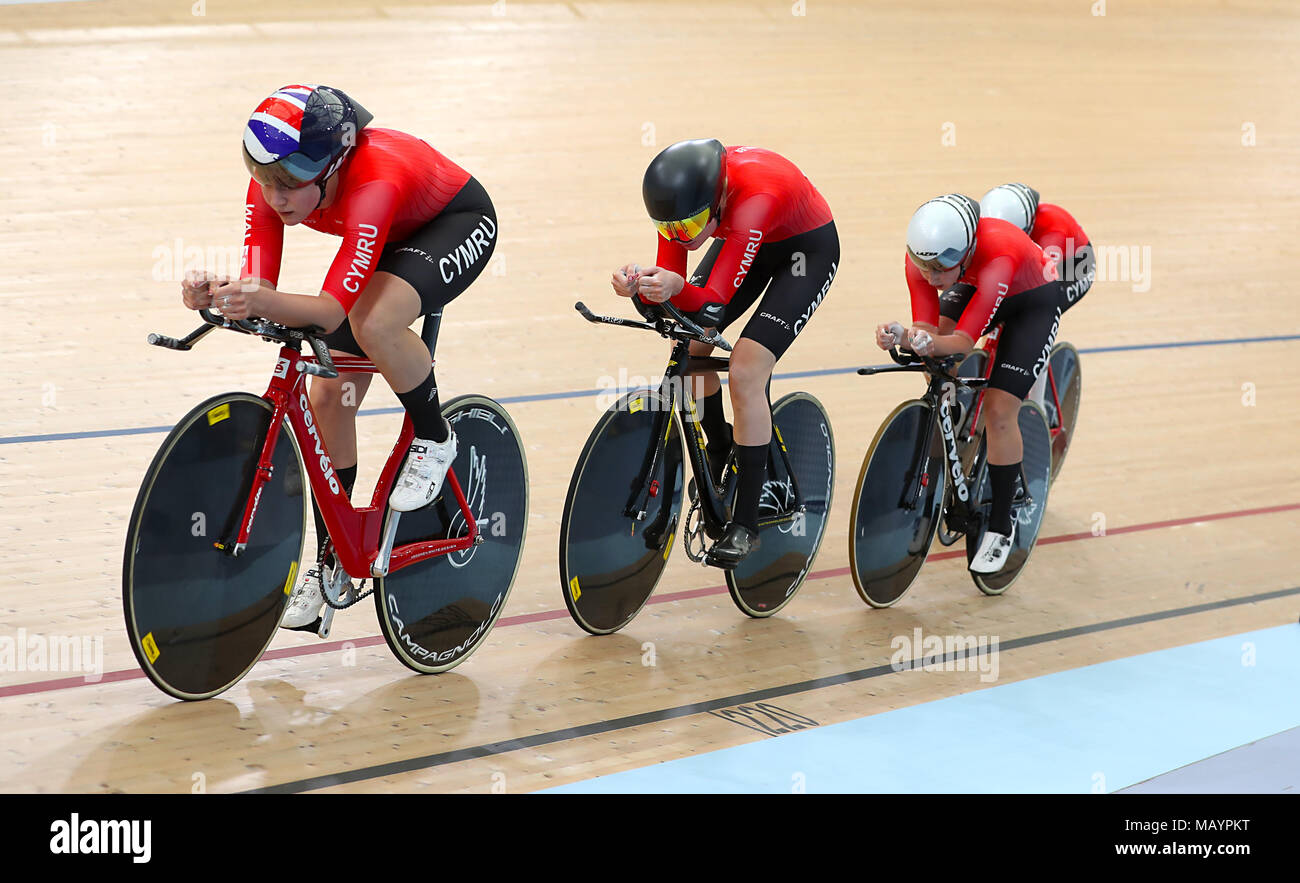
[733,229,763,288]
[299,393,340,494]
[938,398,969,502]
[342,222,381,294]
[792,260,837,335]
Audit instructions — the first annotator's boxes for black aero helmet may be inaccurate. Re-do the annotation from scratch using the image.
[642,139,727,242]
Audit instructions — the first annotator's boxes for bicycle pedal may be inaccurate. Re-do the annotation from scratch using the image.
[703,551,740,571]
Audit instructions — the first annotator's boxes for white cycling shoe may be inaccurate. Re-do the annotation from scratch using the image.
[389,425,458,512]
[281,565,327,629]
[969,522,1017,574]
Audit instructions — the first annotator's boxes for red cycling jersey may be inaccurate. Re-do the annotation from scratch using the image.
[240,128,472,311]
[906,217,1058,341]
[1031,202,1089,263]
[655,146,833,312]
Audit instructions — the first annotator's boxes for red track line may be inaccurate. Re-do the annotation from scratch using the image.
[2,501,1296,700]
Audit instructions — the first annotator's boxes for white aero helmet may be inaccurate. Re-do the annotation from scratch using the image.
[906,194,981,273]
[979,183,1040,235]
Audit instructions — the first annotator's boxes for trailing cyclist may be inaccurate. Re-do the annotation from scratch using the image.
[876,194,1063,575]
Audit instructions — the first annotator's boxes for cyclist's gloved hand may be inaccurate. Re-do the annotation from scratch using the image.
[876,321,906,350]
[908,327,935,357]
[612,263,640,299]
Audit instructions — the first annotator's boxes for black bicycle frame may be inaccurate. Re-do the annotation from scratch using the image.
[860,350,987,525]
[622,338,805,534]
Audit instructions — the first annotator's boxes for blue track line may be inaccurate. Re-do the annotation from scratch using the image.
[4,332,1297,447]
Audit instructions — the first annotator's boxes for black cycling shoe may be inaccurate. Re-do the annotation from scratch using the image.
[705,522,760,570]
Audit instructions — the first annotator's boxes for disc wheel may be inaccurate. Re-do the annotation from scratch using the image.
[374,395,529,673]
[559,389,685,634]
[726,392,835,617]
[1045,341,1082,484]
[123,392,306,701]
[849,399,946,608]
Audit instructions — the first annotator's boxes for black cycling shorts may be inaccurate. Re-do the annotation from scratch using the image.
[686,221,839,361]
[939,280,1063,400]
[1058,243,1094,312]
[322,176,496,357]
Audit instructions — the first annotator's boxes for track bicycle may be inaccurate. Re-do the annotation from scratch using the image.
[123,309,528,700]
[848,344,1052,607]
[558,300,834,633]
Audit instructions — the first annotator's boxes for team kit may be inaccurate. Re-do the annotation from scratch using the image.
[184,83,1094,636]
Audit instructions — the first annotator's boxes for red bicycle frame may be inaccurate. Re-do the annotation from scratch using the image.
[222,345,480,578]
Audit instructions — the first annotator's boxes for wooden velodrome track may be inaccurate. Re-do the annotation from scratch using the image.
[1,0,1296,794]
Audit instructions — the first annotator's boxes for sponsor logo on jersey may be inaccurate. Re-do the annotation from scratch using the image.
[439,215,498,284]
[792,261,837,335]
[342,222,381,294]
[733,229,764,289]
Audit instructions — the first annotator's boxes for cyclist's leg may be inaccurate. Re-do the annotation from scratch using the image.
[314,317,377,471]
[686,238,767,469]
[716,222,839,555]
[355,178,498,510]
[971,283,1061,571]
[283,323,374,628]
[1058,242,1095,313]
[683,240,730,445]
[1031,247,1089,405]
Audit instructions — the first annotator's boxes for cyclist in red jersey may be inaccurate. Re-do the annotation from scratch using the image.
[178,85,498,629]
[980,183,1093,407]
[876,194,1062,574]
[980,183,1094,309]
[612,140,838,567]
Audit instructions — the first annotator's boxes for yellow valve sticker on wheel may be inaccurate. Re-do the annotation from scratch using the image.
[662,531,675,560]
[282,561,298,596]
[569,576,581,601]
[141,632,160,664]
[207,404,230,426]
[629,398,644,414]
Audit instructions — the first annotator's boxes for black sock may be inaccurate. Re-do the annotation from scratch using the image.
[988,463,1020,536]
[312,464,357,559]
[700,389,730,448]
[395,366,448,442]
[731,443,769,533]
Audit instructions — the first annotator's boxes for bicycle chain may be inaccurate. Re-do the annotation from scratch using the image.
[316,542,374,610]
